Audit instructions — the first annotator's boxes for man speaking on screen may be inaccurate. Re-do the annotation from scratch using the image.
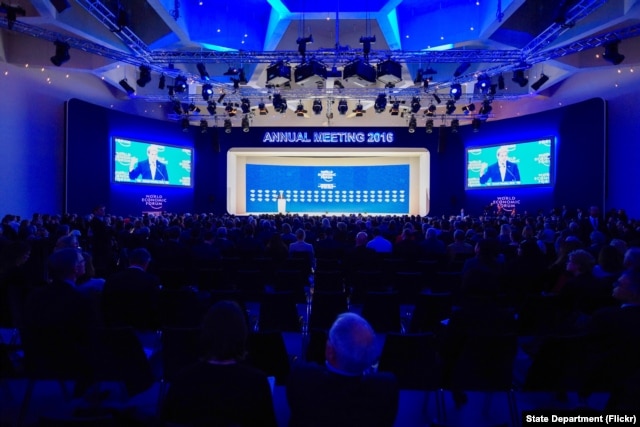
[479,145,520,184]
[129,144,169,182]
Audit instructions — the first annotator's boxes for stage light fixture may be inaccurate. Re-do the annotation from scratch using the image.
[337,99,349,115]
[224,67,239,76]
[196,63,210,80]
[453,62,471,77]
[343,59,377,85]
[272,94,287,113]
[312,99,323,115]
[188,103,200,114]
[479,100,493,115]
[353,103,365,117]
[158,74,166,89]
[240,98,251,114]
[206,101,216,115]
[414,69,424,84]
[242,115,250,133]
[359,35,376,59]
[266,60,291,86]
[410,97,421,114]
[295,102,307,117]
[200,119,208,133]
[174,75,188,93]
[530,73,550,91]
[333,79,345,89]
[50,41,70,67]
[451,119,459,133]
[512,70,528,87]
[498,74,505,90]
[408,115,417,133]
[294,59,328,85]
[119,79,135,95]
[432,93,441,104]
[445,100,456,115]
[224,119,232,133]
[296,34,313,59]
[225,103,237,117]
[389,101,401,116]
[136,65,151,87]
[181,118,189,132]
[258,102,268,115]
[374,94,387,113]
[476,74,491,94]
[450,83,462,100]
[425,119,434,134]
[602,41,625,65]
[202,83,213,101]
[377,59,402,85]
[472,118,481,133]
[462,103,475,115]
[172,100,182,115]
[2,3,26,30]
[425,104,437,116]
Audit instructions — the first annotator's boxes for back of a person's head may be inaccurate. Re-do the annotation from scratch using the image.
[568,249,595,273]
[295,228,306,241]
[129,247,152,267]
[201,300,248,362]
[328,312,377,375]
[623,247,640,272]
[355,231,368,246]
[425,228,438,240]
[48,247,80,281]
[453,229,465,242]
[55,234,78,251]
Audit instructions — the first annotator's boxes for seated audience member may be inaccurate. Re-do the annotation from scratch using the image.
[289,228,316,271]
[561,249,612,317]
[584,269,640,401]
[101,248,161,330]
[623,247,640,272]
[419,227,446,258]
[592,245,624,283]
[287,312,399,427]
[162,300,277,427]
[0,241,34,328]
[366,227,392,254]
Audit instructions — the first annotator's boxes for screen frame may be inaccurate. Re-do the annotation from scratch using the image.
[464,136,555,190]
[111,136,194,188]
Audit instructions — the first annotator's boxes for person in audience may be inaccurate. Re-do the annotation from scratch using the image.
[560,249,613,319]
[162,300,277,427]
[592,245,624,283]
[419,227,446,258]
[366,227,392,254]
[623,247,640,272]
[460,239,504,300]
[289,228,316,271]
[101,248,161,330]
[287,312,399,427]
[0,240,35,328]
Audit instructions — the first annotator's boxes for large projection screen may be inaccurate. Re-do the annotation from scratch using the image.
[227,148,430,216]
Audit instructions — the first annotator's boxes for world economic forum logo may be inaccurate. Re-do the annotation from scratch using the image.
[318,170,336,182]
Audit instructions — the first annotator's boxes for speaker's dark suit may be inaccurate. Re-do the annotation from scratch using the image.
[129,159,169,181]
[479,161,520,184]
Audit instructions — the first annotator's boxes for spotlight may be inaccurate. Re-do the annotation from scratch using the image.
[512,70,528,87]
[217,93,226,104]
[530,73,550,91]
[202,83,213,101]
[453,62,471,77]
[333,80,345,89]
[181,118,189,132]
[206,101,216,115]
[1,3,26,30]
[119,79,135,95]
[425,104,437,116]
[498,74,505,90]
[224,67,239,76]
[472,118,481,132]
[188,103,200,114]
[359,35,376,59]
[224,119,232,133]
[603,41,625,65]
[462,103,475,115]
[266,60,291,86]
[312,99,323,115]
[410,97,421,114]
[258,102,268,115]
[337,99,349,115]
[50,41,70,67]
[353,103,365,117]
[296,34,313,59]
[136,65,151,87]
[432,93,441,104]
[272,94,287,113]
[450,83,462,100]
[476,74,491,94]
[172,100,182,115]
[450,119,459,133]
[445,100,456,115]
[374,94,387,113]
[389,101,401,116]
[225,104,237,117]
[200,119,208,133]
[174,75,188,93]
[242,115,250,133]
[240,98,251,114]
[377,59,402,85]
[479,100,493,115]
[408,115,417,133]
[196,63,210,80]
[295,102,307,117]
[425,119,434,134]
[158,74,166,89]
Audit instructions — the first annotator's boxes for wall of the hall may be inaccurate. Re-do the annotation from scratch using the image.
[1,68,639,219]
